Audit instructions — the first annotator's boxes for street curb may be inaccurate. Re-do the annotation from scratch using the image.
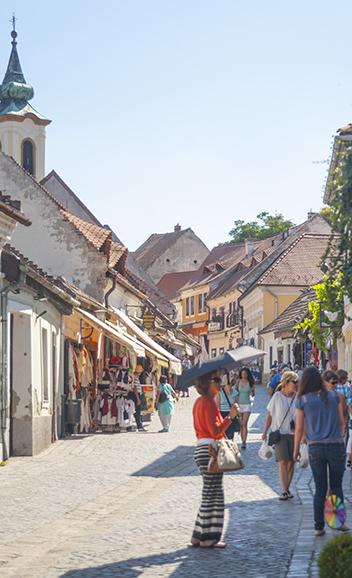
[286,465,352,577]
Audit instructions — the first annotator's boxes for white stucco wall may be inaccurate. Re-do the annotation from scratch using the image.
[7,292,62,456]
[0,118,47,181]
[0,153,108,302]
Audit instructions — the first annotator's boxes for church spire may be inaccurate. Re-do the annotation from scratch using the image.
[0,16,51,181]
[0,21,34,107]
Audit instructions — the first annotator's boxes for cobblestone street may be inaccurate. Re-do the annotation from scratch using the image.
[1,385,352,578]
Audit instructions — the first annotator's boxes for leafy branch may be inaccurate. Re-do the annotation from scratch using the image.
[294,275,345,352]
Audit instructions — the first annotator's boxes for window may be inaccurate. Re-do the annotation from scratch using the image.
[270,346,273,367]
[204,293,207,311]
[219,347,224,354]
[287,344,291,363]
[185,297,190,317]
[211,348,217,358]
[42,327,49,402]
[190,296,195,316]
[212,308,217,320]
[22,140,34,175]
[198,294,203,314]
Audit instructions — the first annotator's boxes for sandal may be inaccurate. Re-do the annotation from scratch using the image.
[187,541,200,548]
[279,492,288,501]
[287,492,294,499]
[315,530,325,536]
[241,442,246,449]
[347,460,351,467]
[200,541,227,549]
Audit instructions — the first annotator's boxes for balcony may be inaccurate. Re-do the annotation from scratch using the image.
[208,315,224,332]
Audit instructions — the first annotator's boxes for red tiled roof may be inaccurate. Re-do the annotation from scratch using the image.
[207,269,249,300]
[157,270,197,302]
[257,234,333,286]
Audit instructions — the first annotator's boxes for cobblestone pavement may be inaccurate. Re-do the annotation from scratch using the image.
[0,385,351,578]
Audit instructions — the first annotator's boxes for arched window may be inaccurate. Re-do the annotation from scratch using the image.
[22,140,34,175]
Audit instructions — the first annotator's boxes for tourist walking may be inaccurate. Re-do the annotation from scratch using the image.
[155,376,178,432]
[189,369,240,549]
[262,371,298,500]
[293,366,349,536]
[215,377,239,440]
[235,367,254,449]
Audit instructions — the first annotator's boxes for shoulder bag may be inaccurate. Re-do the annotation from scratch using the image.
[158,385,168,404]
[208,433,245,473]
[222,387,240,432]
[268,395,295,446]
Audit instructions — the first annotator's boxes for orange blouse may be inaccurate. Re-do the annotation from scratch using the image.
[193,396,232,439]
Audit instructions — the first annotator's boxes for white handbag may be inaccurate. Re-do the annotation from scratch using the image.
[208,436,245,473]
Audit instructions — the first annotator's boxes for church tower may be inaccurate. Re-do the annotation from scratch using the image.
[0,22,51,181]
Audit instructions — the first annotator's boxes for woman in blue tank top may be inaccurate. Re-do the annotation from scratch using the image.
[235,367,255,449]
[294,367,348,536]
[216,378,238,440]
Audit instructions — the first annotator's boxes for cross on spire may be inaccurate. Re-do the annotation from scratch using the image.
[10,13,17,31]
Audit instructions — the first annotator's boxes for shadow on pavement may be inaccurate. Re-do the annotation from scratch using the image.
[131,445,198,478]
[59,495,295,578]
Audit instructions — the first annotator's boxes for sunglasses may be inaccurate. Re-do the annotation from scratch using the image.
[290,380,298,385]
[331,381,338,385]
[210,377,222,383]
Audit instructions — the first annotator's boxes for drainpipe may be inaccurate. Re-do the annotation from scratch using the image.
[0,265,28,461]
[266,286,278,319]
[105,273,117,309]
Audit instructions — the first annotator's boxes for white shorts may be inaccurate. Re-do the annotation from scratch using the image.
[239,403,251,413]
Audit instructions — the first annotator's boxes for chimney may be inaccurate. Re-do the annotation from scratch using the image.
[174,223,181,232]
[245,238,254,256]
[307,211,317,220]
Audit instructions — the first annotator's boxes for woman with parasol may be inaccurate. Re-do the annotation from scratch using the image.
[293,366,349,536]
[189,369,240,549]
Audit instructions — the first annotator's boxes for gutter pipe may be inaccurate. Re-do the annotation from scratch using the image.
[266,286,278,319]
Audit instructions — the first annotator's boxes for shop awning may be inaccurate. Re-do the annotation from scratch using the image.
[74,307,145,357]
[110,306,182,374]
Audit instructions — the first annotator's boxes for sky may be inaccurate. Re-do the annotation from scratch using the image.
[1,1,352,252]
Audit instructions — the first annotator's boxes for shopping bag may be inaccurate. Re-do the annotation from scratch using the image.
[258,440,274,460]
[297,443,309,469]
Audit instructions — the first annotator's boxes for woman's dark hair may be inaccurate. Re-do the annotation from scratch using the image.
[322,370,338,383]
[297,367,328,405]
[240,367,254,387]
[336,369,348,383]
[159,375,168,384]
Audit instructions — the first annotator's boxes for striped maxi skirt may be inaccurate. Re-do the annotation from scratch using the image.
[192,444,224,543]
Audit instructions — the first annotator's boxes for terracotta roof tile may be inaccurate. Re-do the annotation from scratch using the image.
[157,270,197,302]
[257,234,333,286]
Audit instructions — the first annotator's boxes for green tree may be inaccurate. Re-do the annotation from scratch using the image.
[223,211,295,244]
[323,147,352,302]
[294,274,344,352]
[319,206,333,226]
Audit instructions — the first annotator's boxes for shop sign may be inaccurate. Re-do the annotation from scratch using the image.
[141,385,154,413]
[208,322,221,331]
[142,309,156,330]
